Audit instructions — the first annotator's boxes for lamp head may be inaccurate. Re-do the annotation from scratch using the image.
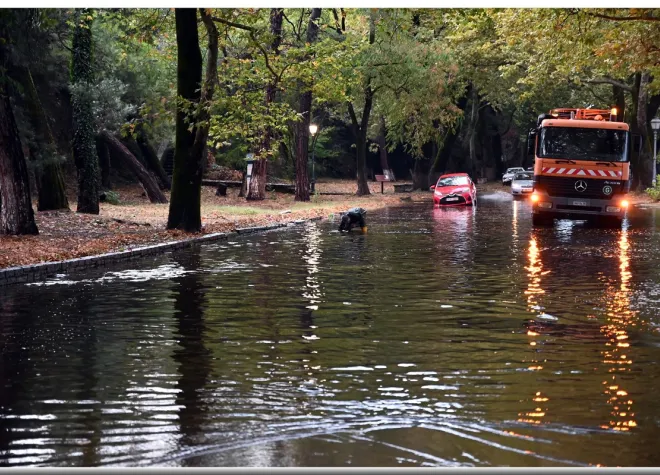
[651,117,660,132]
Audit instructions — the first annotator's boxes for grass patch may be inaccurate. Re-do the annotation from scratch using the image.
[208,206,272,215]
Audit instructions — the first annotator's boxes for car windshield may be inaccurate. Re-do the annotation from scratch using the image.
[514,173,532,181]
[538,127,629,162]
[437,176,469,187]
[506,168,524,174]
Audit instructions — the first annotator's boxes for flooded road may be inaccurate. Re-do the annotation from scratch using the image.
[2,192,660,467]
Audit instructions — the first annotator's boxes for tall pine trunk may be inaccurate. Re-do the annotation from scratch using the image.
[247,8,283,201]
[0,17,38,235]
[0,86,39,235]
[71,9,100,214]
[11,65,69,211]
[167,9,204,231]
[294,8,321,202]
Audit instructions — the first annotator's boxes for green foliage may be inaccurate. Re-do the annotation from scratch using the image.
[103,190,121,204]
[645,179,660,201]
[92,9,176,143]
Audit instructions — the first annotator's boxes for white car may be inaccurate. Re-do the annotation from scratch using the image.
[502,167,525,185]
[511,172,534,197]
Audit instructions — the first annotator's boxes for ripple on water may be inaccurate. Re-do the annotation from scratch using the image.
[2,203,660,467]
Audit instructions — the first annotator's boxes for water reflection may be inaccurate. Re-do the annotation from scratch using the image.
[600,227,637,432]
[301,222,323,338]
[512,200,519,252]
[519,231,548,425]
[3,203,660,467]
[172,247,211,448]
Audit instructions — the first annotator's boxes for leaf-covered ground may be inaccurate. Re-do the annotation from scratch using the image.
[0,179,426,269]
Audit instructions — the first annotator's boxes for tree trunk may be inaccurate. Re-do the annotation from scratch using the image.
[167,8,205,231]
[96,135,111,189]
[161,146,175,176]
[247,159,268,201]
[467,87,479,177]
[294,8,321,202]
[247,8,283,201]
[10,65,69,211]
[629,73,642,190]
[137,130,171,190]
[355,132,370,195]
[71,8,100,215]
[100,131,168,204]
[412,158,431,190]
[0,87,39,235]
[238,171,247,198]
[121,136,147,166]
[613,84,626,123]
[429,88,470,182]
[347,13,375,197]
[377,115,390,173]
[636,72,652,189]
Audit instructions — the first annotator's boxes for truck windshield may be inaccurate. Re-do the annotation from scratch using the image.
[538,127,629,162]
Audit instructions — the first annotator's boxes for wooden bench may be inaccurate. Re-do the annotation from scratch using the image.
[202,179,295,194]
[393,183,413,193]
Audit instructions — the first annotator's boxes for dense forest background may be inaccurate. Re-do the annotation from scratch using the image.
[1,8,658,233]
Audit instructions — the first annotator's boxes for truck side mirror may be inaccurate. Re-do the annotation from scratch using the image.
[527,129,537,156]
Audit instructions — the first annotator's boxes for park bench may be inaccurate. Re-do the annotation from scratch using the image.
[374,169,396,193]
[393,183,413,193]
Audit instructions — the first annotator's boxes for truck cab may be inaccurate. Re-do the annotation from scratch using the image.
[528,108,631,227]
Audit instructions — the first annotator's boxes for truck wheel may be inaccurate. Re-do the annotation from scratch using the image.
[532,213,553,226]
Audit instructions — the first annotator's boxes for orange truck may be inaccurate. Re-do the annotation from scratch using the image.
[528,108,631,227]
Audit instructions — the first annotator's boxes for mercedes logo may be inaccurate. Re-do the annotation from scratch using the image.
[575,180,587,192]
[603,185,613,195]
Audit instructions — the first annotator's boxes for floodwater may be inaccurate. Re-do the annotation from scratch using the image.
[2,192,660,467]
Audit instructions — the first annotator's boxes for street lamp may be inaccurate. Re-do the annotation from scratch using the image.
[309,123,319,193]
[652,117,660,188]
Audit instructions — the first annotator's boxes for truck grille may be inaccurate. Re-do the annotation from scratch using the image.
[536,176,623,200]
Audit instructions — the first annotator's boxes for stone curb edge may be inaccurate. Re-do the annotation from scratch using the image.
[0,216,324,288]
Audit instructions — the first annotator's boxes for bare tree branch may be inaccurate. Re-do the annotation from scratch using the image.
[347,101,359,130]
[211,16,254,32]
[282,12,300,40]
[583,77,633,92]
[587,12,660,22]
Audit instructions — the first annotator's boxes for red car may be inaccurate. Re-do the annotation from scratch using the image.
[430,173,477,206]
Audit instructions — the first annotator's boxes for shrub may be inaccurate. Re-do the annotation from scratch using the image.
[645,178,660,201]
[102,190,121,205]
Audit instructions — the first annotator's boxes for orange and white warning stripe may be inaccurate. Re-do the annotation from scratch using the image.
[541,167,622,177]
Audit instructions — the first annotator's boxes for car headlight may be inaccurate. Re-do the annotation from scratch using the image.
[512,184,521,190]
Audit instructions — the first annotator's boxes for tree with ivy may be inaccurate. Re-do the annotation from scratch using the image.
[71,8,101,214]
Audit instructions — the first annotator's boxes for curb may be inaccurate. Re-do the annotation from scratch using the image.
[0,216,324,288]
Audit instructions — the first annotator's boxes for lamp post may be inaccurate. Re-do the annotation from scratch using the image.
[652,117,660,188]
[309,123,318,193]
